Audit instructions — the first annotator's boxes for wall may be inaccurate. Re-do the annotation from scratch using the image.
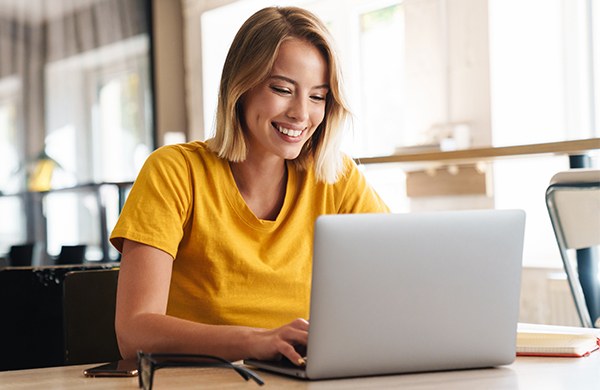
[152,0,187,145]
[182,0,237,142]
[520,267,581,326]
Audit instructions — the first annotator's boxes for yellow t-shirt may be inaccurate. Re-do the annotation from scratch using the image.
[110,141,389,329]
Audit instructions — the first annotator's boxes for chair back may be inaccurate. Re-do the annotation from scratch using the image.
[547,170,600,249]
[8,243,36,267]
[63,268,121,364]
[546,169,600,328]
[56,245,87,265]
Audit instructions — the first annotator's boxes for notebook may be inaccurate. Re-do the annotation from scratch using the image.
[245,209,526,380]
[516,323,600,357]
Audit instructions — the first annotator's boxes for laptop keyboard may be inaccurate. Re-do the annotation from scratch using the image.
[274,356,308,369]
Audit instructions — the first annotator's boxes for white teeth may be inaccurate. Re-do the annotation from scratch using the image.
[277,125,302,137]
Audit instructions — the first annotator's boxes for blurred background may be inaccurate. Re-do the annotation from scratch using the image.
[0,0,598,325]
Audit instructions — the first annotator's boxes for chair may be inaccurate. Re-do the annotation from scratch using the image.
[55,244,87,265]
[7,243,36,267]
[0,267,66,370]
[546,169,600,328]
[62,268,121,365]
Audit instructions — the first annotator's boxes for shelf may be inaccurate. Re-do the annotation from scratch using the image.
[354,138,600,165]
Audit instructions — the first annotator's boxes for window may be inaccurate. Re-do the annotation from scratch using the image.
[593,0,600,132]
[0,78,21,193]
[89,58,152,183]
[0,0,153,262]
[489,0,598,145]
[354,4,405,156]
[0,77,24,254]
[44,36,153,260]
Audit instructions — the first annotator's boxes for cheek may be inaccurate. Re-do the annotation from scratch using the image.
[260,95,288,119]
[242,90,279,125]
[310,105,326,128]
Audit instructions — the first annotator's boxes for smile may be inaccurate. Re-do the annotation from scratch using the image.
[274,123,303,138]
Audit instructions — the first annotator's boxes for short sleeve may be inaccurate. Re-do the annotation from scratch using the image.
[110,145,192,258]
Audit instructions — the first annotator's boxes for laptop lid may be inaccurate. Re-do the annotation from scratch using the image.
[246,209,525,380]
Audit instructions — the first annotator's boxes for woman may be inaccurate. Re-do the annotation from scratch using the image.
[110,6,389,366]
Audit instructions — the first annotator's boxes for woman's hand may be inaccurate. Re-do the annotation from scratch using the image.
[247,318,309,366]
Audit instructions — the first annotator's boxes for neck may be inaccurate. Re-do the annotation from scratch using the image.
[230,157,288,221]
[231,156,286,193]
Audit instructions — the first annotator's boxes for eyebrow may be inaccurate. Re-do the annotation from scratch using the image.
[269,75,329,90]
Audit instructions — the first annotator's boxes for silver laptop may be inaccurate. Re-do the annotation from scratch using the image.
[245,209,525,380]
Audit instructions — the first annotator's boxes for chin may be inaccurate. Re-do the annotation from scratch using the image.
[280,147,305,161]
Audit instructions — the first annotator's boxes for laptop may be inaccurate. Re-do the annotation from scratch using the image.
[244,209,526,380]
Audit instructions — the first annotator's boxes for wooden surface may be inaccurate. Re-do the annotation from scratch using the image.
[1,353,599,389]
[355,138,600,164]
[2,324,600,389]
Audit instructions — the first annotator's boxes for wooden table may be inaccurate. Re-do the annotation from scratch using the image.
[1,353,599,389]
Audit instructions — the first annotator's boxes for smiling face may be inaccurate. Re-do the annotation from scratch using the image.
[241,38,329,163]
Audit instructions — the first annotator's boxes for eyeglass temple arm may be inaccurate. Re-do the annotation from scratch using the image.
[233,364,265,385]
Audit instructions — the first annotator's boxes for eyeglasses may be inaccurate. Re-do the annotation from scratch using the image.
[137,351,265,389]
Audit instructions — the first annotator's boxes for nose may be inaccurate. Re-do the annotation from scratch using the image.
[286,96,309,122]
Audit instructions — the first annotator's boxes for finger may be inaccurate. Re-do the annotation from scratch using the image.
[281,325,308,346]
[279,342,305,366]
[290,318,309,331]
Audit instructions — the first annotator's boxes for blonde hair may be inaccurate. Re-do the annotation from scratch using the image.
[207,6,350,183]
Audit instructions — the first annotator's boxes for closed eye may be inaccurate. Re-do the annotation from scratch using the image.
[270,86,291,95]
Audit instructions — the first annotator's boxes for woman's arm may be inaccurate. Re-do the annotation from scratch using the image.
[115,239,308,364]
